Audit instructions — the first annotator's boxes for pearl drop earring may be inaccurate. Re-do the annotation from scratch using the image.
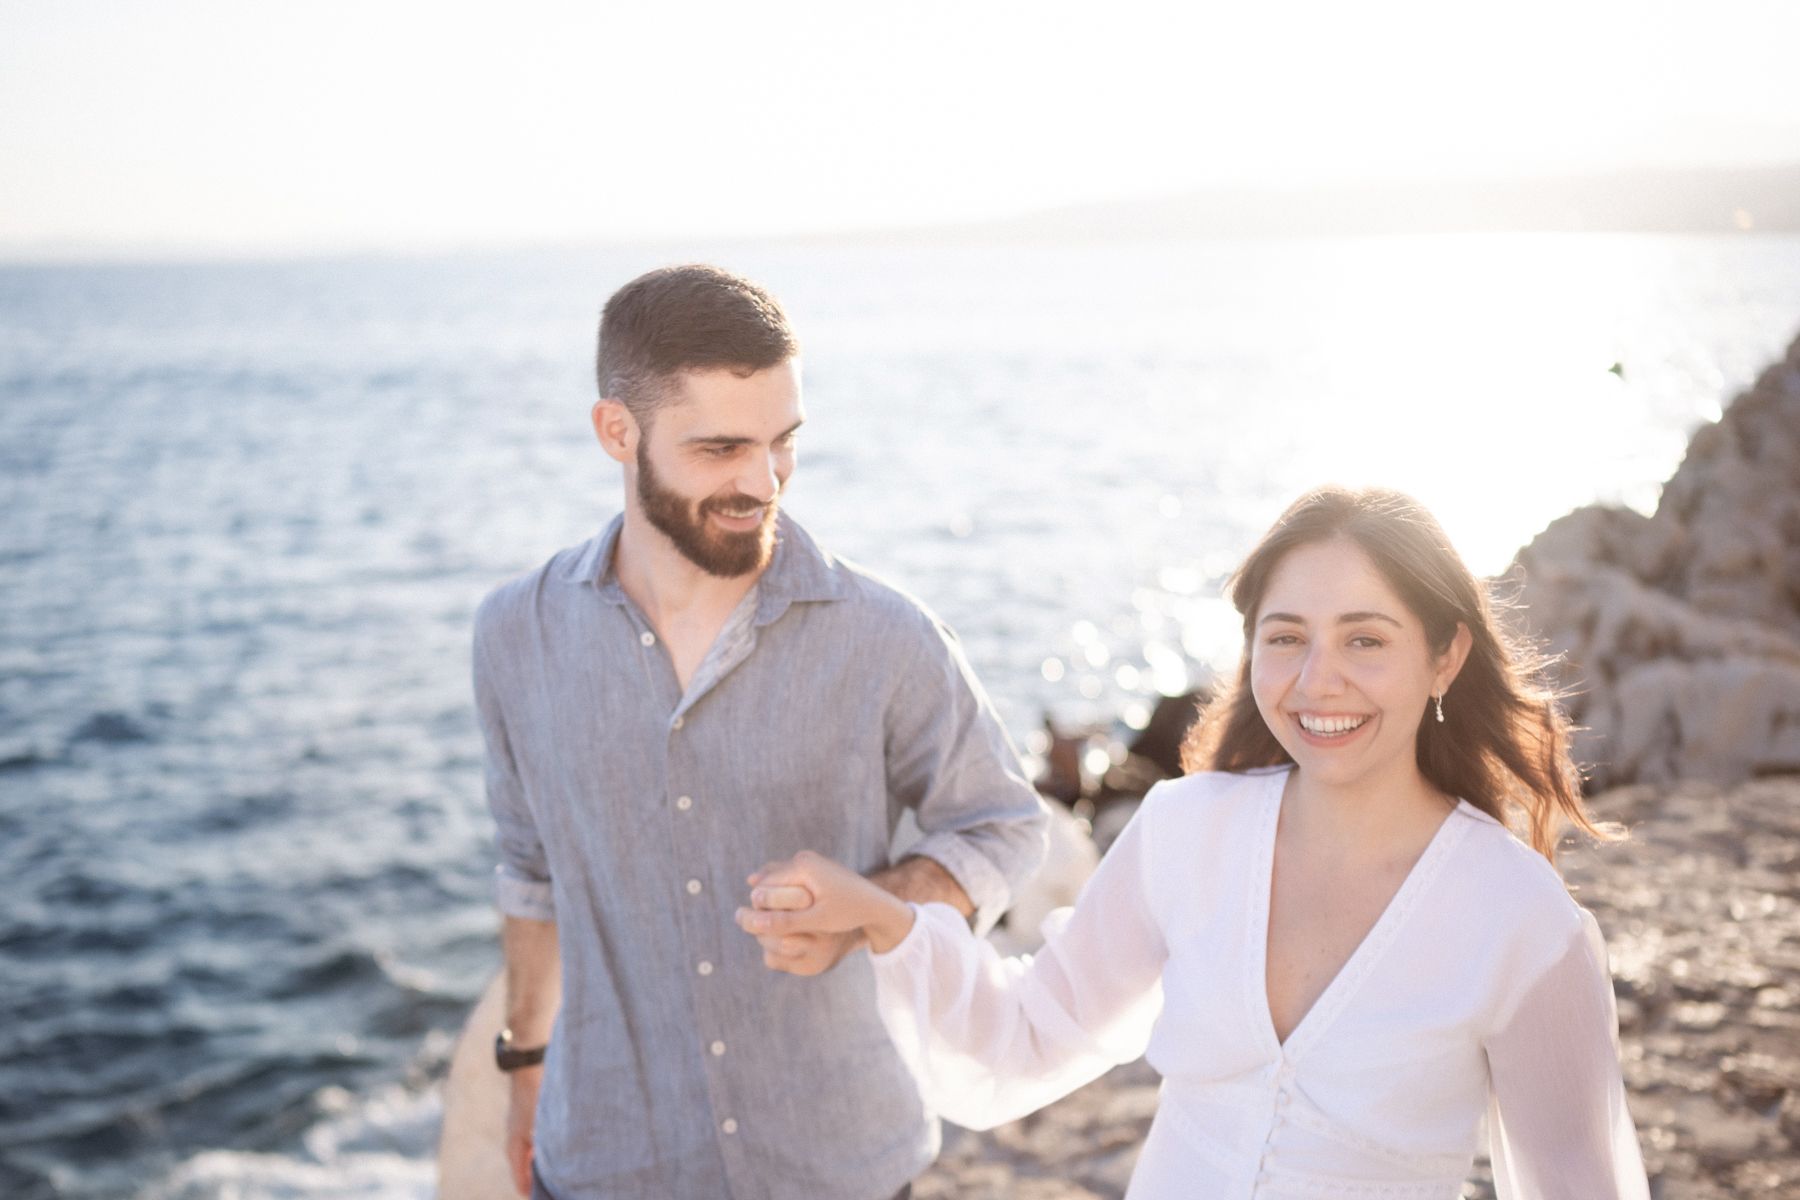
[1434,693,1445,723]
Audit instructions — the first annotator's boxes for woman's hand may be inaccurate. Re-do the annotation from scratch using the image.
[735,851,917,969]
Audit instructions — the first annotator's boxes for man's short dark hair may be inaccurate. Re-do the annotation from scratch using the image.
[596,264,799,424]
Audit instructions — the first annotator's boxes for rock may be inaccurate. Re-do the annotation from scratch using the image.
[1597,658,1800,785]
[1513,329,1800,788]
[1088,798,1140,856]
[1125,690,1207,779]
[995,802,1100,954]
[436,973,520,1200]
[69,710,152,744]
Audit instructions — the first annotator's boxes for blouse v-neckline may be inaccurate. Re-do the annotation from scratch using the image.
[1247,767,1471,1060]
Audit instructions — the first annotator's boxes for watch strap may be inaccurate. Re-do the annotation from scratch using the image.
[495,1028,547,1072]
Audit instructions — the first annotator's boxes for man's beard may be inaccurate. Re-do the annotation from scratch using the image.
[636,445,780,578]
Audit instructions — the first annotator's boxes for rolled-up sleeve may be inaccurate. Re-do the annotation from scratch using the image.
[885,609,1048,934]
[473,609,556,923]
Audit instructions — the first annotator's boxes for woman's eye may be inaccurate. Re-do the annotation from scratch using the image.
[1265,634,1301,647]
[1350,636,1385,649]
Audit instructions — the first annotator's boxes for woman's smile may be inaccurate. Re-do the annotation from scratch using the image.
[1291,711,1374,744]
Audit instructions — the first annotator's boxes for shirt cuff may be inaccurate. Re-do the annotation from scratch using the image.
[905,834,1010,936]
[494,864,556,922]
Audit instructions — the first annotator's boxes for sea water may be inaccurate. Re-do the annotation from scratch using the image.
[3,234,1798,1198]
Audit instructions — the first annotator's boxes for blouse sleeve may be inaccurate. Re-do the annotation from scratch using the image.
[1484,907,1650,1199]
[868,786,1170,1130]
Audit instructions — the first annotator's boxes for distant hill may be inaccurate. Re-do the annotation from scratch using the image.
[966,163,1800,238]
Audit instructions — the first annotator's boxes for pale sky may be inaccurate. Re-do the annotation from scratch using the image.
[3,0,1798,256]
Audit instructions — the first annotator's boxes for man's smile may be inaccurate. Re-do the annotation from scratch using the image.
[708,503,769,532]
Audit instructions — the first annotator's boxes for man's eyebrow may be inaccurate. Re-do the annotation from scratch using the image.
[681,419,805,448]
[1256,610,1404,627]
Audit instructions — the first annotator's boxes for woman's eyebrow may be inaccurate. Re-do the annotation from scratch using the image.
[1337,610,1403,627]
[1256,610,1403,627]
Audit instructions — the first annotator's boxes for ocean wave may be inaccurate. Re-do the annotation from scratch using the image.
[143,1082,441,1200]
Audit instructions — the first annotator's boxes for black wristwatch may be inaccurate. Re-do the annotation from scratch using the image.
[495,1028,547,1072]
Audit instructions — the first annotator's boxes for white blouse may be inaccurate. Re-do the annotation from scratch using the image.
[871,768,1650,1200]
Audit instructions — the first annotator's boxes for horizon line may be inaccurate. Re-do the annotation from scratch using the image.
[5,160,1799,269]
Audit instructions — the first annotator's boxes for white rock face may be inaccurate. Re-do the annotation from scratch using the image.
[991,801,1101,956]
[1514,333,1800,788]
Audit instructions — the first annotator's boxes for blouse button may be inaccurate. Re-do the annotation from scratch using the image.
[640,631,656,647]
[696,960,714,976]
[672,715,685,730]
[676,795,694,811]
[721,1117,738,1135]
[686,879,703,895]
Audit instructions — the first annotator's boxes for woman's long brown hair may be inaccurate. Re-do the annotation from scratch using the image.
[1180,486,1616,861]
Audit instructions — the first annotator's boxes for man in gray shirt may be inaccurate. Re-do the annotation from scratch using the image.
[472,264,1048,1200]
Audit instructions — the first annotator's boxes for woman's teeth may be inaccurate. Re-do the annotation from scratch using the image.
[1298,714,1369,736]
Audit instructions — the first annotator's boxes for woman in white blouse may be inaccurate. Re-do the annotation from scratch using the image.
[737,486,1651,1199]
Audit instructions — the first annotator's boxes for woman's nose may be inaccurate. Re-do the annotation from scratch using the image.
[1296,644,1344,694]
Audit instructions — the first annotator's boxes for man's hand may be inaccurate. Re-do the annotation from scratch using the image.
[499,916,557,1197]
[505,1065,542,1197]
[748,924,864,976]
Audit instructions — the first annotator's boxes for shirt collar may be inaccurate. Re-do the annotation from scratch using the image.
[561,511,848,617]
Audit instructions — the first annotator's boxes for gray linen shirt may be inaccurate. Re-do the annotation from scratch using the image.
[473,512,1048,1200]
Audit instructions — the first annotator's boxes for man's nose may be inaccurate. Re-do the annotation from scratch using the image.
[737,450,781,503]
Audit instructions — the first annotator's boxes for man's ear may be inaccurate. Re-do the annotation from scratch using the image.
[592,398,638,466]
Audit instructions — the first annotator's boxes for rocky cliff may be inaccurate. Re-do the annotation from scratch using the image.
[1513,333,1800,789]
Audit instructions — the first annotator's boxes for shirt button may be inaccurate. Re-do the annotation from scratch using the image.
[671,715,685,730]
[710,1040,726,1056]
[696,960,714,976]
[675,795,693,811]
[721,1117,738,1135]
[686,879,703,895]
[640,631,655,646]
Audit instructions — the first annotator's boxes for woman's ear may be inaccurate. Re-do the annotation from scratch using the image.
[591,399,639,466]
[1436,622,1474,695]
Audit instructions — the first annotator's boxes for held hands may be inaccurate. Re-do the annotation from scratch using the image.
[734,850,917,975]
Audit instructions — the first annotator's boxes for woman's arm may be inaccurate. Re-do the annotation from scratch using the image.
[739,786,1172,1129]
[1483,908,1651,1200]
